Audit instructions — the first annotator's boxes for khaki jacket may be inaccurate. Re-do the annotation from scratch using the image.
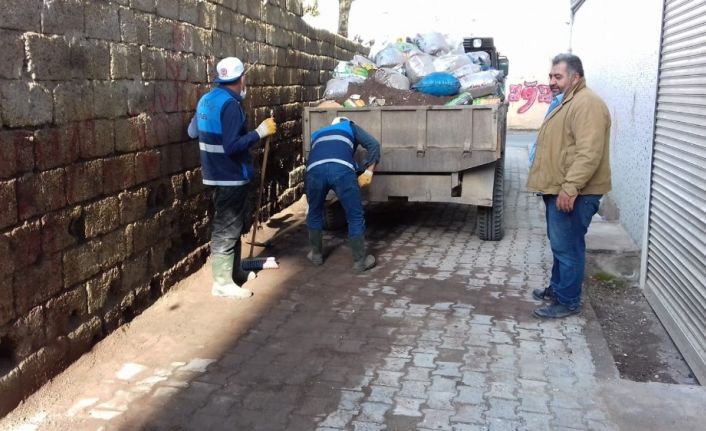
[527,78,612,196]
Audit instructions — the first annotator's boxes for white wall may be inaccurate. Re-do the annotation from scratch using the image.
[571,0,663,245]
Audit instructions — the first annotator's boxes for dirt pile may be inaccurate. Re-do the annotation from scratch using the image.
[335,79,455,107]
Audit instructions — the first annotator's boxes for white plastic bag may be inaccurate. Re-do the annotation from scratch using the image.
[433,54,472,73]
[333,61,369,80]
[447,41,465,55]
[352,55,376,70]
[375,44,406,67]
[332,61,352,78]
[405,52,435,83]
[395,41,418,54]
[452,63,483,78]
[466,51,491,66]
[374,68,411,91]
[324,78,352,99]
[414,32,450,55]
[458,70,501,90]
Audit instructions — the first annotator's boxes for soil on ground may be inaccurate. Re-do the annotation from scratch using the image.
[585,269,698,385]
[336,78,455,106]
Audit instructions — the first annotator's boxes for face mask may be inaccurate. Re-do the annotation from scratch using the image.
[240,88,247,99]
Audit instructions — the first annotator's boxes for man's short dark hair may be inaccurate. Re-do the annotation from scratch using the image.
[552,53,584,77]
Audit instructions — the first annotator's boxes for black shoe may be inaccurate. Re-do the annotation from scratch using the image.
[533,303,580,319]
[532,288,555,302]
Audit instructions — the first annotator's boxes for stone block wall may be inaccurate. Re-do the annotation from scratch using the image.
[0,0,364,415]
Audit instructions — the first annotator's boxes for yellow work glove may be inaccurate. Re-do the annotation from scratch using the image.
[357,170,373,188]
[255,117,277,138]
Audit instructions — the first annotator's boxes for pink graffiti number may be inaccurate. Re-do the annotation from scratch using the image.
[508,84,522,103]
[508,81,551,114]
[537,85,552,104]
[518,82,539,114]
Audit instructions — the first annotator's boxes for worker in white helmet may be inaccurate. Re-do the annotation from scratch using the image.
[190,57,277,298]
[305,116,380,272]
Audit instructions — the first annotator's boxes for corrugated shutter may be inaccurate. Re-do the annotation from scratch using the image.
[644,0,706,383]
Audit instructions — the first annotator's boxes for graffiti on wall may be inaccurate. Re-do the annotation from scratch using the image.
[508,81,552,114]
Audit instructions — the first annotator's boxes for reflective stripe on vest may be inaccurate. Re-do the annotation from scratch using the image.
[307,122,357,171]
[199,142,225,153]
[311,135,354,151]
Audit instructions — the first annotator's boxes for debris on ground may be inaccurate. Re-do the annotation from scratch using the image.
[585,269,698,385]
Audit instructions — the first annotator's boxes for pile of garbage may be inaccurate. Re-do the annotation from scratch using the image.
[322,32,504,108]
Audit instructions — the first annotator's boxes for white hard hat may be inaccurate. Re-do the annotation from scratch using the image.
[331,116,350,125]
[214,57,245,83]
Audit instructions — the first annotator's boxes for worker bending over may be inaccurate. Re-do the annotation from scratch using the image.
[305,117,381,272]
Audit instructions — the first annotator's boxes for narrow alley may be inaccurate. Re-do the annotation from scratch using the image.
[3,137,704,431]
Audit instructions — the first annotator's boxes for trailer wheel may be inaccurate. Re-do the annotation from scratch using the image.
[477,159,505,241]
[323,200,346,231]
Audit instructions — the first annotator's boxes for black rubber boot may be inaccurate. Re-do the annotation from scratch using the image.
[307,229,323,265]
[349,235,375,272]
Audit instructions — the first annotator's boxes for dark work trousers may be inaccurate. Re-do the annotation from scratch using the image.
[305,163,365,238]
[211,185,250,256]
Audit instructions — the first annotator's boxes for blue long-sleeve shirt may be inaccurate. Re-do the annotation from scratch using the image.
[350,123,380,168]
[529,93,564,168]
[220,92,260,156]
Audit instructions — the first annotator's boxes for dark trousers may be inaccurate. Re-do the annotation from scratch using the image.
[543,194,602,309]
[211,185,250,256]
[305,163,365,237]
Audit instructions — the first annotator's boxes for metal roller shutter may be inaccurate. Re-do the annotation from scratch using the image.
[643,0,706,382]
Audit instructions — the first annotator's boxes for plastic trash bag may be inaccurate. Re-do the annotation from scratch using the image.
[333,61,369,80]
[405,52,435,83]
[460,71,502,99]
[433,54,472,73]
[352,55,376,71]
[374,68,411,91]
[324,78,352,99]
[447,41,466,55]
[395,41,418,53]
[452,63,483,78]
[375,44,406,67]
[466,51,491,66]
[414,32,450,55]
[458,70,501,90]
[332,61,351,77]
[413,72,461,96]
[445,92,473,106]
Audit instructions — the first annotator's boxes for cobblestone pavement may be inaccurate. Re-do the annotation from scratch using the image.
[2,145,621,430]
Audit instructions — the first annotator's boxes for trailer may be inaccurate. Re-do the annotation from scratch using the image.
[303,102,508,240]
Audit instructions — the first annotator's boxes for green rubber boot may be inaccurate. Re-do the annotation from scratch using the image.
[349,235,375,272]
[307,229,323,265]
[211,254,253,299]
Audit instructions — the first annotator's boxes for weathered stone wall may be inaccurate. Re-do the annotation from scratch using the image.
[0,0,364,415]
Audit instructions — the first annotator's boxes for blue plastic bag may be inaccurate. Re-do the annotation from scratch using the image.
[412,72,461,96]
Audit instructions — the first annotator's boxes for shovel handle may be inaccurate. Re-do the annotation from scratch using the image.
[248,135,271,258]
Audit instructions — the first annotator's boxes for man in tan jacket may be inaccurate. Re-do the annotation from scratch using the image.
[528,53,611,318]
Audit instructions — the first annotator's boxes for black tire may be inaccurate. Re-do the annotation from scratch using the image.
[323,200,346,231]
[477,159,505,241]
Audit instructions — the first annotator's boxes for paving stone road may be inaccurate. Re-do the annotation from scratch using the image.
[1,143,621,430]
